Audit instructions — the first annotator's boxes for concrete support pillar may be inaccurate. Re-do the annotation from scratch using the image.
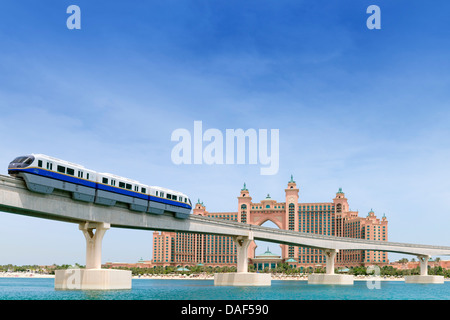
[418,255,429,276]
[324,249,337,275]
[79,222,109,269]
[214,232,271,286]
[308,248,353,285]
[233,235,253,273]
[54,221,131,290]
[405,255,444,284]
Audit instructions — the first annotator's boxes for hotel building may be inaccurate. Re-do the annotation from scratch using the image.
[152,177,388,269]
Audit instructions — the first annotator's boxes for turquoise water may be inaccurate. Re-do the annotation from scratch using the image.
[0,278,449,300]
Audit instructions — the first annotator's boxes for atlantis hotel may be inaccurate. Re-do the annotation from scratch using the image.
[152,177,388,269]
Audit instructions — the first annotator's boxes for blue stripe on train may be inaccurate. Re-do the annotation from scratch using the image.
[11,167,191,210]
[97,183,148,201]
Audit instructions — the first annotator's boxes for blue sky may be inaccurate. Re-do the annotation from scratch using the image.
[0,0,450,265]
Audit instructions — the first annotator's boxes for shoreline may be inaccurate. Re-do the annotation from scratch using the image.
[132,274,407,281]
[1,272,448,282]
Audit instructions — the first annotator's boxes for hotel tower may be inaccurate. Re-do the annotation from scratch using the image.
[152,177,388,270]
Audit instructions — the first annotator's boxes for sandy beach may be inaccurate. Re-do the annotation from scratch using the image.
[0,272,54,278]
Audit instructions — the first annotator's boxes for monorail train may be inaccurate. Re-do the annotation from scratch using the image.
[8,154,192,219]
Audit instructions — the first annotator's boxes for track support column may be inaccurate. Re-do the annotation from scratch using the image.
[419,255,429,276]
[405,255,444,284]
[325,249,337,275]
[54,221,132,290]
[80,222,109,269]
[308,249,353,285]
[233,235,253,273]
[214,232,271,286]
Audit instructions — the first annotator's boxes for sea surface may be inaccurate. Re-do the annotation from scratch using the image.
[0,278,449,300]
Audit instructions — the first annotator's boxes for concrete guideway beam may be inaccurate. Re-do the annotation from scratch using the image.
[2,174,450,258]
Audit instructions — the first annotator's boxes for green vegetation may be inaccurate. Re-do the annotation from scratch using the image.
[348,265,450,278]
[109,265,238,276]
[0,263,85,275]
[2,261,449,278]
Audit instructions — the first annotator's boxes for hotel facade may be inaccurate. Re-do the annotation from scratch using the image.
[152,177,388,270]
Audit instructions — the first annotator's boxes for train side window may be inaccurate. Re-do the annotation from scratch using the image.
[78,171,83,178]
[111,179,116,186]
[67,168,75,176]
[126,183,132,190]
[185,198,187,203]
[57,165,66,173]
[47,162,53,170]
[119,182,125,188]
[172,195,177,201]
[102,177,108,184]
[167,194,172,199]
[142,187,146,193]
[160,192,164,198]
[134,185,139,192]
[38,160,43,167]
[156,191,159,196]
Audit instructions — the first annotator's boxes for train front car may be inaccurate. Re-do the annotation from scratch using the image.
[8,155,36,175]
[7,154,97,200]
[8,154,54,194]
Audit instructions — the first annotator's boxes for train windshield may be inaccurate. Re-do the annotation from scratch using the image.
[12,156,34,165]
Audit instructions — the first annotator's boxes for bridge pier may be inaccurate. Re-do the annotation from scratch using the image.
[214,233,271,286]
[54,222,132,290]
[405,255,444,284]
[308,249,353,285]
